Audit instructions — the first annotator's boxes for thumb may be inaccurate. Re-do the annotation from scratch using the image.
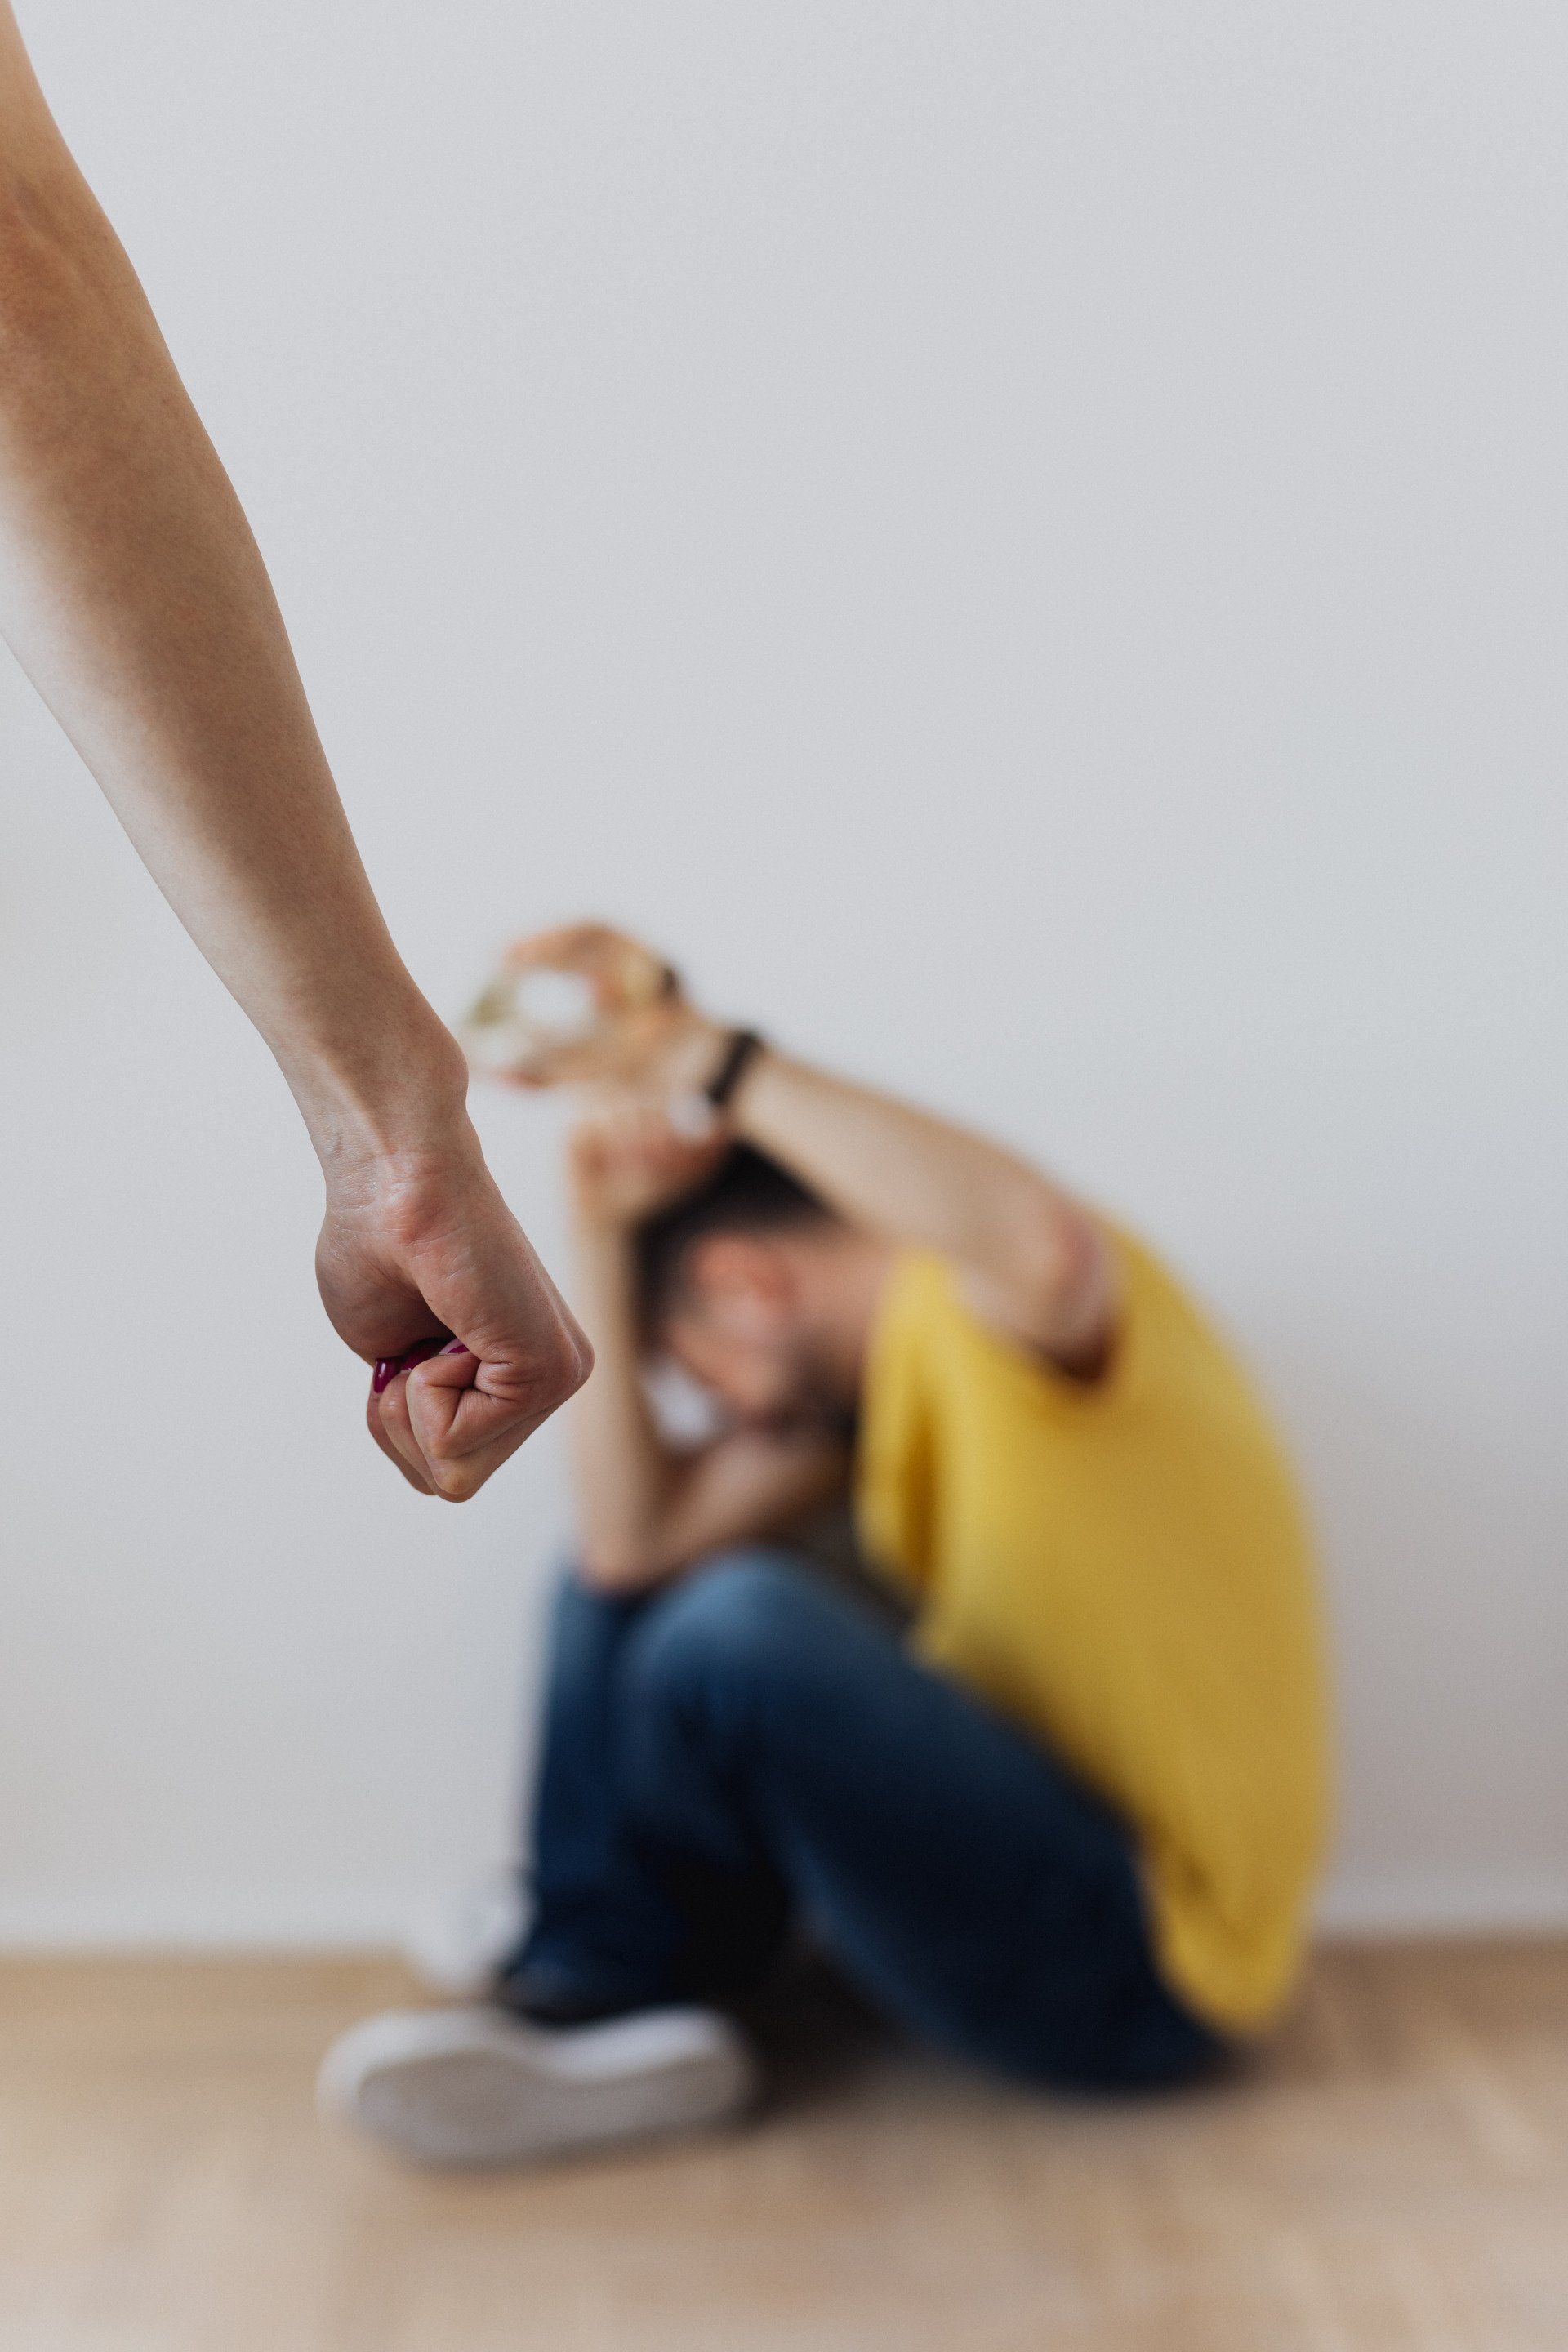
[403,1340,479,1433]
[402,1332,579,1500]
[369,1338,468,1493]
[403,1340,530,1498]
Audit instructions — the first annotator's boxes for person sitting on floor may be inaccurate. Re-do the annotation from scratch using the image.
[320,925,1331,2168]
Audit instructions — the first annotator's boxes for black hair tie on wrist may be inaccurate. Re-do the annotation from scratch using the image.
[705,1027,767,1111]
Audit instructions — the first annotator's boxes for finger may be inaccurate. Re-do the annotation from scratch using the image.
[376,1381,437,1487]
[372,1336,448,1393]
[503,922,614,977]
[365,1384,436,1494]
[497,1036,617,1093]
[506,926,674,1021]
[406,1337,586,1502]
[416,1403,554,1501]
[403,1344,514,1502]
[374,1344,452,1489]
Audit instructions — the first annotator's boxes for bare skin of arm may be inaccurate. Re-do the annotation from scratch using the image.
[0,7,589,1494]
[514,924,1118,1367]
[724,1049,1116,1362]
[567,1111,847,1592]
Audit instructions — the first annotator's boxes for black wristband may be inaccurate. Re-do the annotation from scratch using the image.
[705,1027,767,1111]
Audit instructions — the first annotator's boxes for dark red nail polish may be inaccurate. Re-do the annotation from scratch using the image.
[374,1338,445,1393]
[442,1339,472,1356]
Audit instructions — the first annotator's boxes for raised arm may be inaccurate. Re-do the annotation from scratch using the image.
[730,1052,1114,1353]
[0,7,588,1492]
[509,924,1117,1371]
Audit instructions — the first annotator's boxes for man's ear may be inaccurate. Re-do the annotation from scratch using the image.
[685,1232,792,1313]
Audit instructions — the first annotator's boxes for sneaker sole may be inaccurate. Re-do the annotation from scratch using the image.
[318,2006,758,2170]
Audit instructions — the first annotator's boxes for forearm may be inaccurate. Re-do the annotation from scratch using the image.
[0,94,453,1160]
[567,1221,682,1584]
[0,13,590,1496]
[726,1042,1071,1300]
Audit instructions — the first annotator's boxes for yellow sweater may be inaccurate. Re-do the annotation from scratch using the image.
[853,1236,1331,2033]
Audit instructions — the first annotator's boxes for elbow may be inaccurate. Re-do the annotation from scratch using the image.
[1009,1203,1116,1350]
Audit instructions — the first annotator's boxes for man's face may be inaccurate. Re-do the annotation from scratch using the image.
[658,1234,852,1432]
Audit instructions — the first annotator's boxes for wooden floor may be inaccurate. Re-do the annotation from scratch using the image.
[2,1941,1566,2352]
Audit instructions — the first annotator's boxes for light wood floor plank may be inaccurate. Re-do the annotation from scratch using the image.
[0,1942,1565,2350]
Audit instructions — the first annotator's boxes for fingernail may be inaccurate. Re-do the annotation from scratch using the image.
[442,1340,472,1356]
[372,1339,445,1393]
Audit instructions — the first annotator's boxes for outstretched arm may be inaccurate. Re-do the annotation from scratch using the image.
[0,5,589,1492]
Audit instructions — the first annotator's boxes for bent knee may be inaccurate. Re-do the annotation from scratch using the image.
[624,1553,826,1713]
[550,1560,641,1633]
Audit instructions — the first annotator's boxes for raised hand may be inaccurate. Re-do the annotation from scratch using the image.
[567,1099,731,1234]
[471,923,727,1098]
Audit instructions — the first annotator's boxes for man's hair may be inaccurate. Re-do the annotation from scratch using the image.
[634,1143,836,1337]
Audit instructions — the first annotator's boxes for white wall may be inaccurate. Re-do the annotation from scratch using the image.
[2,2,1565,1949]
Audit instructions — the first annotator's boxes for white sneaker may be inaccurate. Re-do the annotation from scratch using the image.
[318,2004,758,2170]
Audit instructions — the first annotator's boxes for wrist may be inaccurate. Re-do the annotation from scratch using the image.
[288,987,474,1178]
[655,1009,732,1097]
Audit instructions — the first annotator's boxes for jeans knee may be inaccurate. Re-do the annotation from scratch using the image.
[544,1561,645,1682]
[622,1552,822,1724]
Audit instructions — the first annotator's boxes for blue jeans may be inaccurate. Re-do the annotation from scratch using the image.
[513,1551,1223,2091]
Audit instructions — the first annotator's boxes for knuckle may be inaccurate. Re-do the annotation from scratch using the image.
[513,1329,590,1414]
[433,1466,480,1502]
